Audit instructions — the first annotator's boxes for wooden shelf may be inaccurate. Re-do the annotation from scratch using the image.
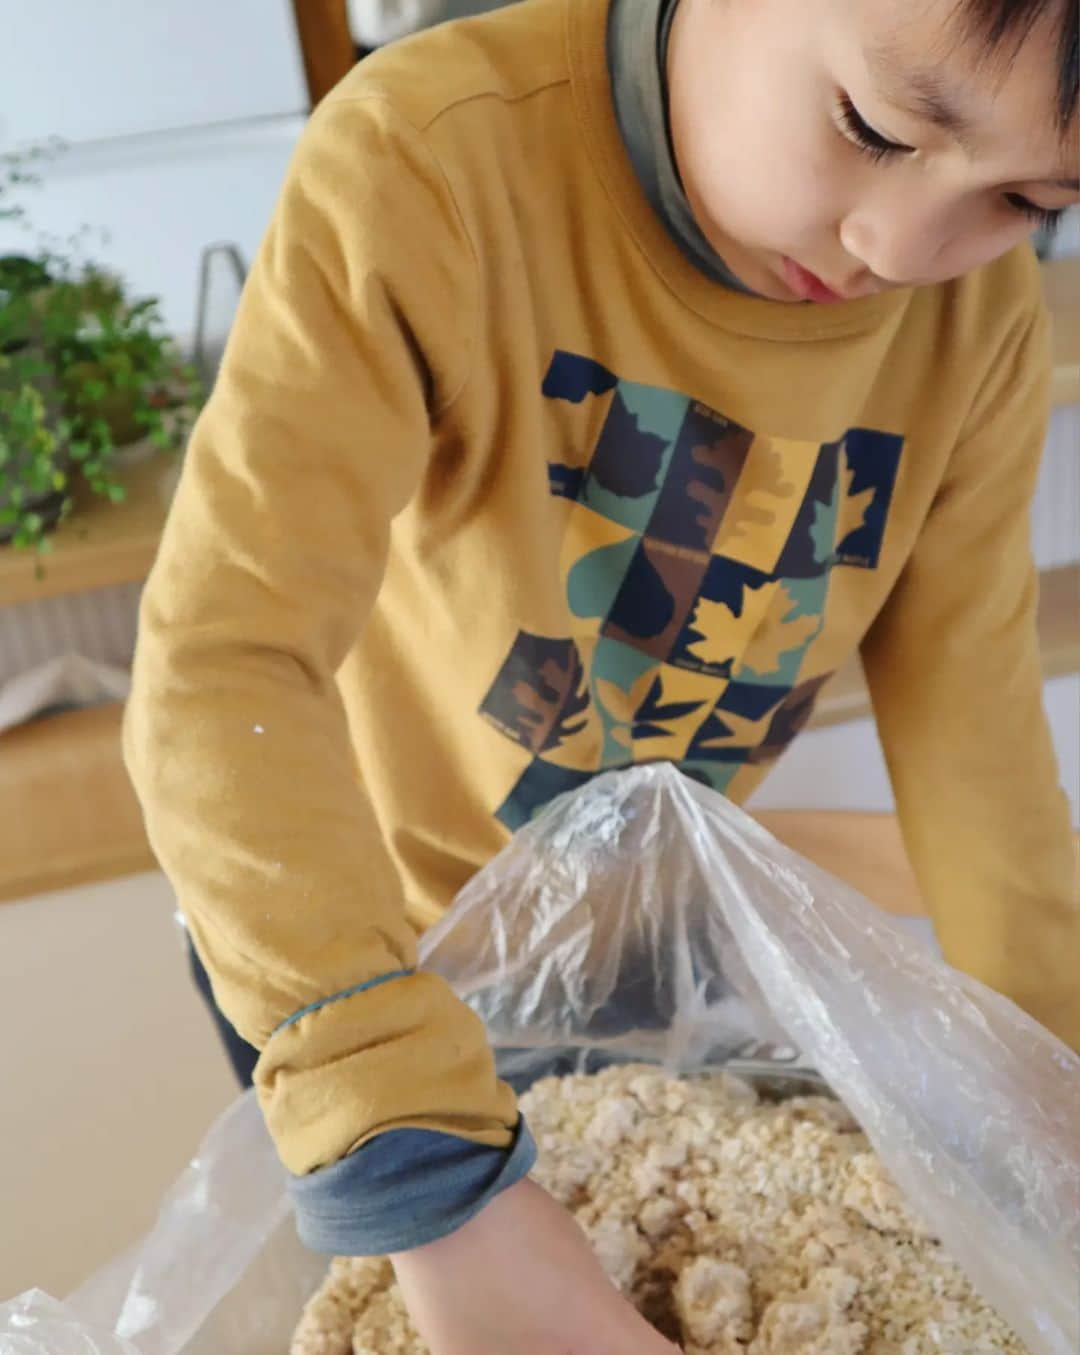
[0,702,155,905]
[1045,257,1080,409]
[810,562,1080,730]
[0,452,178,609]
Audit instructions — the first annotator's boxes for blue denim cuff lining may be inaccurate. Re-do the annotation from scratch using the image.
[288,1116,537,1256]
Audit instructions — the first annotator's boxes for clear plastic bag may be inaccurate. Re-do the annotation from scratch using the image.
[1,1092,326,1355]
[423,764,1080,1352]
[4,764,1077,1354]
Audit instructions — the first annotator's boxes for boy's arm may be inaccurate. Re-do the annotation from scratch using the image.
[860,296,1079,1049]
[124,91,525,1228]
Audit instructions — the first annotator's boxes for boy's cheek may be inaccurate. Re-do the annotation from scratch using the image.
[675,94,843,263]
[685,140,841,261]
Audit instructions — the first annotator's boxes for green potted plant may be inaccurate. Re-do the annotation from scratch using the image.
[0,348,69,548]
[0,250,69,546]
[0,144,201,552]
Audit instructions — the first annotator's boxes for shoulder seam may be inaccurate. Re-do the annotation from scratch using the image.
[327,73,570,136]
[315,92,483,417]
[321,77,568,414]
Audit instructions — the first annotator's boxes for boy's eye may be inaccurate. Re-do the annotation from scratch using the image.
[1003,194,1066,233]
[837,95,914,163]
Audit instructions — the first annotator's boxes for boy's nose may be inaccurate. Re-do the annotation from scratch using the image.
[838,216,936,290]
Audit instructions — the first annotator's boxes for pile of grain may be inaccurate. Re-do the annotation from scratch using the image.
[291,1064,1024,1354]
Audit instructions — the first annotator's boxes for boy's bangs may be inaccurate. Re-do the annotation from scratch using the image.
[958,0,1079,133]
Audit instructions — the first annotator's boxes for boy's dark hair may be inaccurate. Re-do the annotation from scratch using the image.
[961,0,1078,133]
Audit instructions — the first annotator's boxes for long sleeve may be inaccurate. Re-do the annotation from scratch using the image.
[861,299,1079,1048]
[124,91,520,1180]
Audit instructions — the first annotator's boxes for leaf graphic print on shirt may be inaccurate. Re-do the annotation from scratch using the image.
[481,352,903,829]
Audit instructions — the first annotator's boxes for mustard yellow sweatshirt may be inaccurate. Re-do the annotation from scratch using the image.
[125,0,1078,1207]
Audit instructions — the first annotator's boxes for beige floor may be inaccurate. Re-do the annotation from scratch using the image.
[0,872,237,1300]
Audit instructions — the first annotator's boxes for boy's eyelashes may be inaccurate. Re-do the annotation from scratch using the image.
[1003,195,1066,233]
[836,95,913,162]
[835,93,1067,234]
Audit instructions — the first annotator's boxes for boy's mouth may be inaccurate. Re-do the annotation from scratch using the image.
[781,257,848,304]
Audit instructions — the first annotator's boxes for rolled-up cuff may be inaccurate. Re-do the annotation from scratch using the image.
[288,1116,537,1256]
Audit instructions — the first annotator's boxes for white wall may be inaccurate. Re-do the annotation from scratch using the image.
[1032,409,1080,571]
[0,119,304,350]
[0,0,306,146]
[1038,216,1080,572]
[0,1,307,350]
[1045,209,1080,261]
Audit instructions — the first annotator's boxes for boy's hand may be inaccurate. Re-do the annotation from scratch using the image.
[390,1177,681,1354]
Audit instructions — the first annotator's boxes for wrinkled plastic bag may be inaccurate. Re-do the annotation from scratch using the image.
[4,764,1077,1354]
[1,1089,329,1355]
[0,1092,325,1355]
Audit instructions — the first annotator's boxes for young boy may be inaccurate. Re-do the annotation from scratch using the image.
[125,0,1079,1348]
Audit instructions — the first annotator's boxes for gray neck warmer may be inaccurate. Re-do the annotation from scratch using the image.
[606,0,756,295]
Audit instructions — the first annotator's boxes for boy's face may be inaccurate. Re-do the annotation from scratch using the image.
[667,0,1080,302]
